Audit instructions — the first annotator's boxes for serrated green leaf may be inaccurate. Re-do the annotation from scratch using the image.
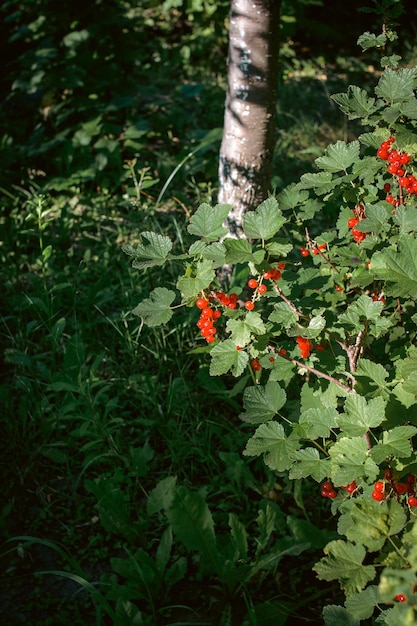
[331,86,377,120]
[209,339,249,377]
[344,586,379,620]
[375,68,417,103]
[147,476,178,515]
[223,238,254,264]
[355,203,391,234]
[277,183,309,210]
[201,241,226,267]
[228,513,248,560]
[313,540,376,595]
[269,301,299,328]
[239,381,286,424]
[299,407,338,439]
[355,359,390,395]
[132,287,176,326]
[339,295,384,330]
[315,141,360,173]
[243,197,285,240]
[187,202,230,242]
[323,605,360,626]
[265,241,293,257]
[243,421,300,471]
[401,97,417,120]
[337,395,385,436]
[123,232,172,269]
[226,311,266,347]
[167,486,220,575]
[393,205,417,233]
[357,31,387,51]
[338,499,406,552]
[372,235,417,298]
[329,437,379,485]
[188,240,207,255]
[370,426,416,463]
[297,171,334,194]
[177,259,215,299]
[289,447,329,482]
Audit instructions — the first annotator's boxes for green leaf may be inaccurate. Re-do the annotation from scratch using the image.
[375,68,417,103]
[224,238,255,264]
[331,86,377,120]
[400,96,417,120]
[355,203,391,234]
[370,426,416,463]
[277,183,309,210]
[338,295,384,332]
[338,499,407,552]
[226,311,266,347]
[147,476,178,515]
[242,197,285,240]
[323,605,360,626]
[357,31,387,51]
[372,235,417,297]
[313,540,376,595]
[123,232,172,269]
[329,437,379,486]
[393,205,417,233]
[344,586,379,620]
[299,407,338,439]
[297,171,334,194]
[228,513,248,560]
[209,339,249,377]
[289,448,329,482]
[243,421,300,472]
[337,395,385,436]
[132,287,176,326]
[355,359,390,396]
[269,302,299,328]
[265,241,293,257]
[177,259,215,299]
[239,381,286,424]
[167,486,220,575]
[315,141,360,173]
[201,241,226,267]
[187,202,230,242]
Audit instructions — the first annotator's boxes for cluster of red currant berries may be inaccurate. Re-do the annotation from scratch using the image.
[300,243,327,257]
[371,470,417,507]
[347,204,367,242]
[321,480,356,500]
[195,297,221,343]
[377,137,417,199]
[245,263,285,310]
[214,291,238,310]
[296,336,313,358]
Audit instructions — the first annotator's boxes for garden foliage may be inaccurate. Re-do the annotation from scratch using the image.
[126,22,417,624]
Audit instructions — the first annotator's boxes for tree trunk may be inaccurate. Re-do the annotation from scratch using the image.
[218,0,281,237]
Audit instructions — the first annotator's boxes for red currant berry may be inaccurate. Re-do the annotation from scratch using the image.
[335,285,344,293]
[300,247,309,257]
[395,482,407,495]
[408,496,417,507]
[205,335,216,344]
[348,217,359,229]
[395,594,407,603]
[277,262,286,270]
[196,298,209,309]
[248,279,258,289]
[377,148,389,160]
[322,481,333,492]
[244,301,255,311]
[386,194,394,204]
[257,284,267,294]
[383,182,391,193]
[250,358,262,371]
[327,490,337,499]
[372,490,385,501]
[374,481,385,492]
